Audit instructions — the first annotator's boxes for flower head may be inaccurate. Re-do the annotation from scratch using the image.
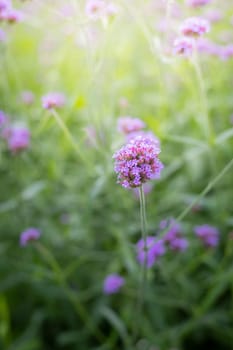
[160,218,189,252]
[103,274,125,294]
[85,0,105,19]
[20,228,41,247]
[117,116,145,134]
[7,126,30,154]
[194,224,219,247]
[113,136,163,188]
[3,8,24,23]
[173,36,194,57]
[42,92,66,110]
[180,17,210,37]
[187,0,212,7]
[126,130,160,147]
[136,236,165,268]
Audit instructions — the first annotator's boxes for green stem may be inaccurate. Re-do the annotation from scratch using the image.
[133,185,148,342]
[35,242,105,343]
[192,44,214,145]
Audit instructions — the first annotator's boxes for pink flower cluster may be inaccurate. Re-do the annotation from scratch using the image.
[194,224,219,247]
[113,136,163,188]
[103,274,125,294]
[180,17,210,37]
[42,92,66,110]
[0,0,23,23]
[197,38,233,61]
[136,236,165,268]
[0,110,30,154]
[187,0,212,7]
[173,17,210,57]
[160,218,189,252]
[20,228,41,247]
[117,116,145,134]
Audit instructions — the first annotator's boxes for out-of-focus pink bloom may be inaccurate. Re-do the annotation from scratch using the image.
[42,92,66,110]
[136,236,165,268]
[83,125,97,147]
[7,126,30,154]
[21,91,35,105]
[2,8,24,23]
[117,116,145,134]
[160,218,189,253]
[103,274,125,294]
[180,17,210,37]
[20,228,40,247]
[85,0,106,20]
[173,36,194,57]
[0,28,6,42]
[0,0,11,12]
[194,224,219,247]
[187,0,211,7]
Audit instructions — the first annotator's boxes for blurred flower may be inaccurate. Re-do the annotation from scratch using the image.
[136,236,165,268]
[7,126,30,154]
[194,224,219,247]
[180,17,210,37]
[83,125,97,147]
[117,116,145,134]
[103,274,125,294]
[161,218,189,252]
[0,28,6,42]
[205,9,222,23]
[42,92,66,110]
[126,130,160,147]
[85,0,105,20]
[20,228,41,247]
[173,36,194,57]
[187,0,212,7]
[0,0,11,12]
[113,136,163,188]
[21,90,35,105]
[3,8,24,23]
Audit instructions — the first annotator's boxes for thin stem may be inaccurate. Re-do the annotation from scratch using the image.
[133,185,148,342]
[51,109,89,165]
[192,44,214,144]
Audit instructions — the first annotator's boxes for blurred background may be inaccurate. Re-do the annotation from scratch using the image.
[0,0,233,349]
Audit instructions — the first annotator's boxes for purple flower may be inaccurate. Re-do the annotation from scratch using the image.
[117,116,145,134]
[170,238,189,251]
[136,236,165,268]
[103,274,125,294]
[187,0,211,7]
[180,17,210,37]
[20,228,41,247]
[7,126,30,154]
[42,92,66,110]
[85,0,105,20]
[113,136,163,188]
[194,224,219,247]
[3,8,24,23]
[173,37,194,57]
[160,218,189,252]
[0,0,11,12]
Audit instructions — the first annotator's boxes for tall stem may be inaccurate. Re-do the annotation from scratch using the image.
[133,185,148,342]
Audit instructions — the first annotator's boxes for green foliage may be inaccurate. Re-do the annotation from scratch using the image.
[0,1,233,349]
